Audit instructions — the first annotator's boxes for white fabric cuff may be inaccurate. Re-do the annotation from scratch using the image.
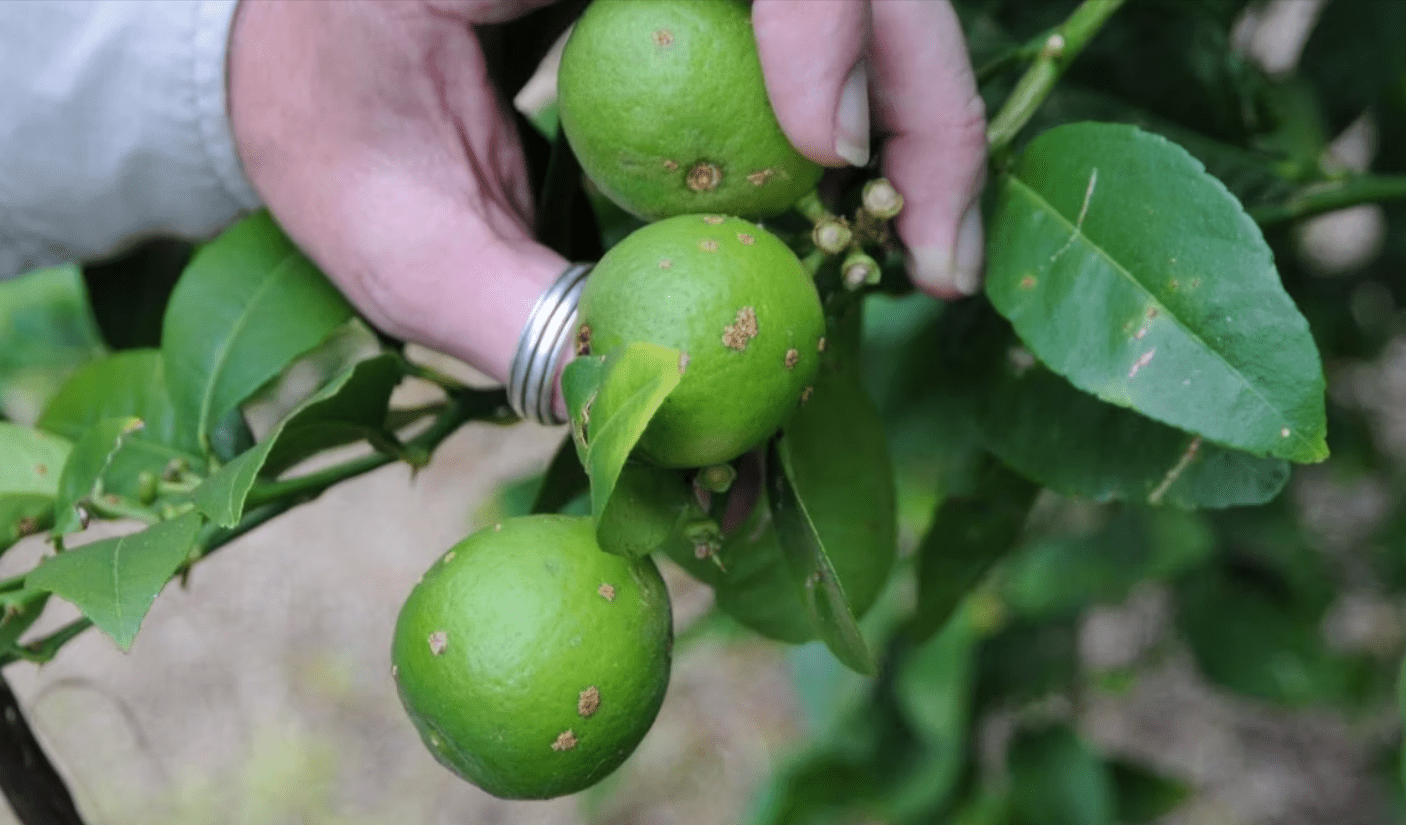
[0,0,262,279]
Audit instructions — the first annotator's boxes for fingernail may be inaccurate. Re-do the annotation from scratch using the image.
[906,203,985,297]
[834,61,869,168]
[953,203,985,296]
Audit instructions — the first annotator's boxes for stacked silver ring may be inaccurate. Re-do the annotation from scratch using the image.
[507,262,594,425]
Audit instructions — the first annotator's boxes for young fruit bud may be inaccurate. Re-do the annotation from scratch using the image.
[812,218,853,255]
[696,463,736,494]
[861,178,904,220]
[137,471,159,505]
[841,251,881,291]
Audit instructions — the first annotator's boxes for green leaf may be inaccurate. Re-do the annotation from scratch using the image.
[0,423,70,497]
[769,438,875,676]
[0,423,71,551]
[596,463,693,559]
[50,416,145,536]
[981,363,1289,508]
[1107,759,1190,824]
[0,264,106,420]
[561,342,684,545]
[26,511,204,650]
[530,435,589,515]
[1001,508,1214,621]
[1007,725,1115,825]
[37,350,203,496]
[162,210,354,452]
[192,354,403,527]
[986,122,1328,464]
[891,606,978,818]
[0,590,49,652]
[912,457,1038,643]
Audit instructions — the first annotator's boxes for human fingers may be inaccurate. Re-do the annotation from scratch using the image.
[229,0,566,385]
[869,0,987,298]
[752,0,871,168]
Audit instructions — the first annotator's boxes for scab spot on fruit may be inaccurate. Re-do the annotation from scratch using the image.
[552,730,578,751]
[747,168,775,187]
[659,258,673,270]
[653,28,673,47]
[1020,275,1037,290]
[428,631,448,656]
[443,551,456,564]
[686,162,722,192]
[800,386,814,405]
[1281,427,1291,438]
[662,159,679,172]
[576,324,592,355]
[679,352,691,374]
[578,686,601,717]
[34,465,46,476]
[703,215,725,225]
[784,348,799,370]
[722,306,758,351]
[391,665,399,679]
[817,337,826,352]
[699,239,719,252]
[737,232,755,245]
[598,583,616,601]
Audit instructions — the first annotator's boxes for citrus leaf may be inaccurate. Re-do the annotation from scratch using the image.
[1007,724,1115,825]
[192,354,403,527]
[0,423,70,552]
[981,363,1289,508]
[50,416,145,536]
[0,423,70,497]
[26,510,204,651]
[0,264,106,418]
[0,590,49,652]
[561,342,685,550]
[1107,758,1191,824]
[912,457,1038,644]
[770,438,875,676]
[890,604,977,818]
[38,350,204,498]
[162,210,354,453]
[986,122,1328,464]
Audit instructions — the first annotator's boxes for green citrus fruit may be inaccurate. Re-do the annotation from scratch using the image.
[577,214,825,468]
[557,0,823,220]
[391,515,673,800]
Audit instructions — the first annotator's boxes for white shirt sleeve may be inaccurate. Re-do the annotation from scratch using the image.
[0,0,262,280]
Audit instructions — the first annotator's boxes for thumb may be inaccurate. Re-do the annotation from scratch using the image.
[752,0,871,168]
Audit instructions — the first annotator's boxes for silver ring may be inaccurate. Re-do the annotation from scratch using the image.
[508,262,593,425]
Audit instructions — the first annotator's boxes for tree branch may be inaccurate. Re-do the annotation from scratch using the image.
[0,673,86,825]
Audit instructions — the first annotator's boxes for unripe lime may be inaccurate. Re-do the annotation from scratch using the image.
[577,214,825,468]
[557,0,823,220]
[391,515,673,799]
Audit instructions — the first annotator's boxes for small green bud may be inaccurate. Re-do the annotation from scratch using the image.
[812,218,853,254]
[841,251,881,291]
[861,178,904,220]
[696,464,736,494]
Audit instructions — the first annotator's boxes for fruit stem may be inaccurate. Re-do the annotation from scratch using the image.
[985,0,1128,163]
[793,189,831,225]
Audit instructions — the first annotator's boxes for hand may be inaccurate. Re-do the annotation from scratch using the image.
[228,0,564,387]
[753,0,988,298]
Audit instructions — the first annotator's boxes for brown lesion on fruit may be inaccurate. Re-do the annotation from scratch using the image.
[653,28,673,47]
[817,337,826,352]
[800,386,814,405]
[551,730,578,751]
[686,161,722,192]
[737,232,755,245]
[722,306,758,351]
[679,352,691,374]
[443,551,456,564]
[15,517,39,538]
[428,630,448,656]
[662,159,679,172]
[659,258,673,270]
[784,348,799,370]
[391,665,399,679]
[703,215,725,225]
[575,323,592,355]
[699,239,719,252]
[747,168,776,187]
[578,686,601,717]
[598,583,616,601]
